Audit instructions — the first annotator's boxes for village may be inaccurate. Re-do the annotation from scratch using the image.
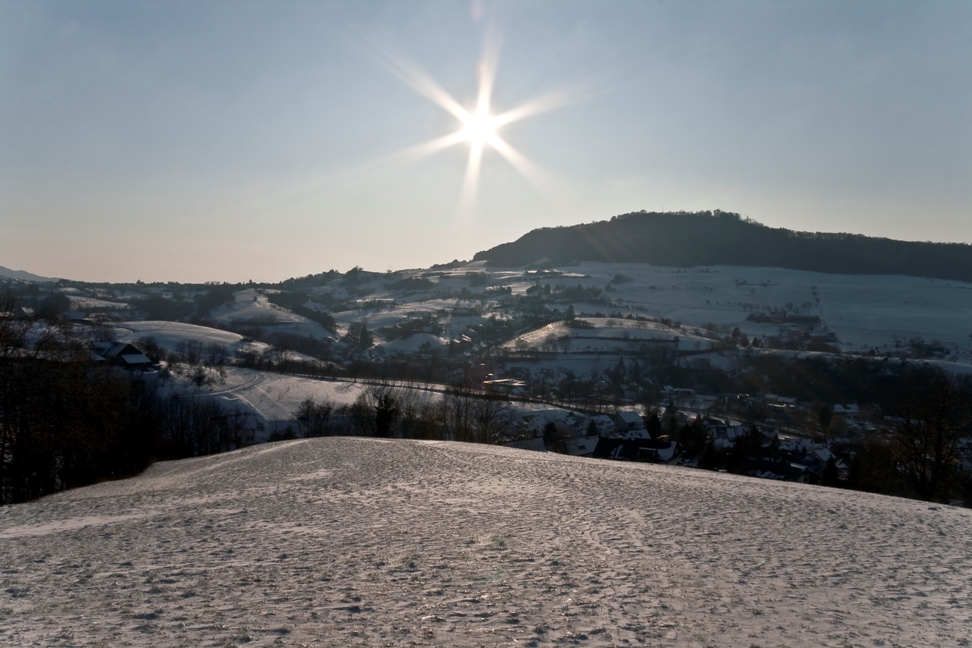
[3,256,971,504]
[500,388,856,487]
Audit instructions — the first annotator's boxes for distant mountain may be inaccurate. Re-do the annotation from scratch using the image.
[474,211,972,283]
[0,265,55,282]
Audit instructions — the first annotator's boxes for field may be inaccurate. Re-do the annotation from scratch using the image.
[322,260,972,359]
[1,438,969,647]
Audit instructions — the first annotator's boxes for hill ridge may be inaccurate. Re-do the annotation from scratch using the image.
[474,211,972,282]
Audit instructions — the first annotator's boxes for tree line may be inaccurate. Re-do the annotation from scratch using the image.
[0,293,251,505]
[283,384,518,446]
[474,210,972,283]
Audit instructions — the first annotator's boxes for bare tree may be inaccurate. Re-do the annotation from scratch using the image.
[348,392,376,436]
[890,370,971,501]
[443,385,475,442]
[294,398,334,438]
[372,386,399,438]
[204,342,227,367]
[175,339,203,366]
[394,387,427,439]
[472,395,515,444]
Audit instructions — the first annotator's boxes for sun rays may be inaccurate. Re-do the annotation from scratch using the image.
[359,19,586,221]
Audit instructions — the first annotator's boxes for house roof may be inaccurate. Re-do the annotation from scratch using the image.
[593,438,677,461]
[616,410,643,424]
[566,437,599,456]
[655,441,678,462]
[833,404,860,415]
[120,353,152,365]
[100,343,142,359]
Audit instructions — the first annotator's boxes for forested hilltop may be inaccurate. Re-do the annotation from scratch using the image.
[474,211,972,282]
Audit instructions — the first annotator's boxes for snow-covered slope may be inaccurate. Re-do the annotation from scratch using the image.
[1,438,968,646]
[113,320,271,356]
[504,317,715,353]
[0,264,55,282]
[550,262,972,352]
[199,367,384,434]
[210,288,336,340]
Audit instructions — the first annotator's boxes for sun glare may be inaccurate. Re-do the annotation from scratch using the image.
[360,19,589,220]
[460,112,497,148]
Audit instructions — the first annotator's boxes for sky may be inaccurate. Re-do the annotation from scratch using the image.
[1,0,970,283]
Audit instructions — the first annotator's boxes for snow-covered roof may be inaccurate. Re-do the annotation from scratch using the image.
[120,353,151,365]
[566,437,599,456]
[833,404,860,415]
[616,410,643,425]
[814,448,836,463]
[656,441,678,462]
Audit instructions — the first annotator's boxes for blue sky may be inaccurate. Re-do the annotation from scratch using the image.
[1,1,969,282]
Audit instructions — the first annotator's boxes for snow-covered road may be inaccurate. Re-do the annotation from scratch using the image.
[1,438,970,646]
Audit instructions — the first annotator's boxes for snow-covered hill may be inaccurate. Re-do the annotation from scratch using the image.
[210,288,336,340]
[113,320,269,356]
[1,438,969,646]
[0,264,55,282]
[198,367,393,436]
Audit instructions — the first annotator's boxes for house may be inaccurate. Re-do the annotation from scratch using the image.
[589,414,617,437]
[565,436,599,457]
[704,420,750,441]
[614,409,645,432]
[516,410,570,438]
[832,403,860,419]
[661,386,695,399]
[752,459,810,482]
[482,378,528,395]
[593,438,679,463]
[622,383,645,401]
[94,342,153,369]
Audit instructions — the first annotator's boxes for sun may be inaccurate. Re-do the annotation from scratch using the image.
[360,21,590,220]
[460,111,498,149]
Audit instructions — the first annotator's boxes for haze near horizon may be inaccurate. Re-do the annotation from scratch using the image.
[1,1,969,283]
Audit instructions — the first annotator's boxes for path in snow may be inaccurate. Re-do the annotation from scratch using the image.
[1,438,970,647]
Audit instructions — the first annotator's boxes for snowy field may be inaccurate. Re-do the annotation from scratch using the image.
[505,318,715,354]
[199,368,389,433]
[1,438,969,647]
[210,289,335,340]
[310,260,972,356]
[113,321,269,356]
[70,295,132,311]
[544,262,972,352]
[196,368,557,438]
[373,261,971,353]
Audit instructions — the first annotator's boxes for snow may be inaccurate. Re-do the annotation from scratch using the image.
[69,296,131,310]
[504,318,714,354]
[210,288,335,339]
[294,260,972,372]
[554,262,972,352]
[1,438,969,646]
[197,368,380,435]
[113,320,268,356]
[376,332,448,353]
